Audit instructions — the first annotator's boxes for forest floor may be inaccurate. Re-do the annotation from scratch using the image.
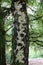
[29,58,43,65]
[7,58,43,65]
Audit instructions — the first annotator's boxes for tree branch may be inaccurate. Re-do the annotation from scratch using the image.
[2,7,11,12]
[5,25,13,33]
[6,40,11,42]
[30,15,43,21]
[30,40,43,46]
[30,39,43,43]
[30,34,43,38]
[27,4,36,12]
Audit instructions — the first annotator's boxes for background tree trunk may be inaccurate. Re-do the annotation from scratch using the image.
[0,7,6,65]
[11,0,29,65]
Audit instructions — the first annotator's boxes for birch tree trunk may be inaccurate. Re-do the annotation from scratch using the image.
[11,0,29,65]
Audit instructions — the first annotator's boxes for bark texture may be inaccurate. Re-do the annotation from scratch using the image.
[11,0,29,65]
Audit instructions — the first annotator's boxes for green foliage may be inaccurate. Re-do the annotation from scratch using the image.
[28,0,36,5]
[27,0,43,58]
[1,0,11,8]
[6,52,11,64]
[40,0,43,7]
[29,46,43,58]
